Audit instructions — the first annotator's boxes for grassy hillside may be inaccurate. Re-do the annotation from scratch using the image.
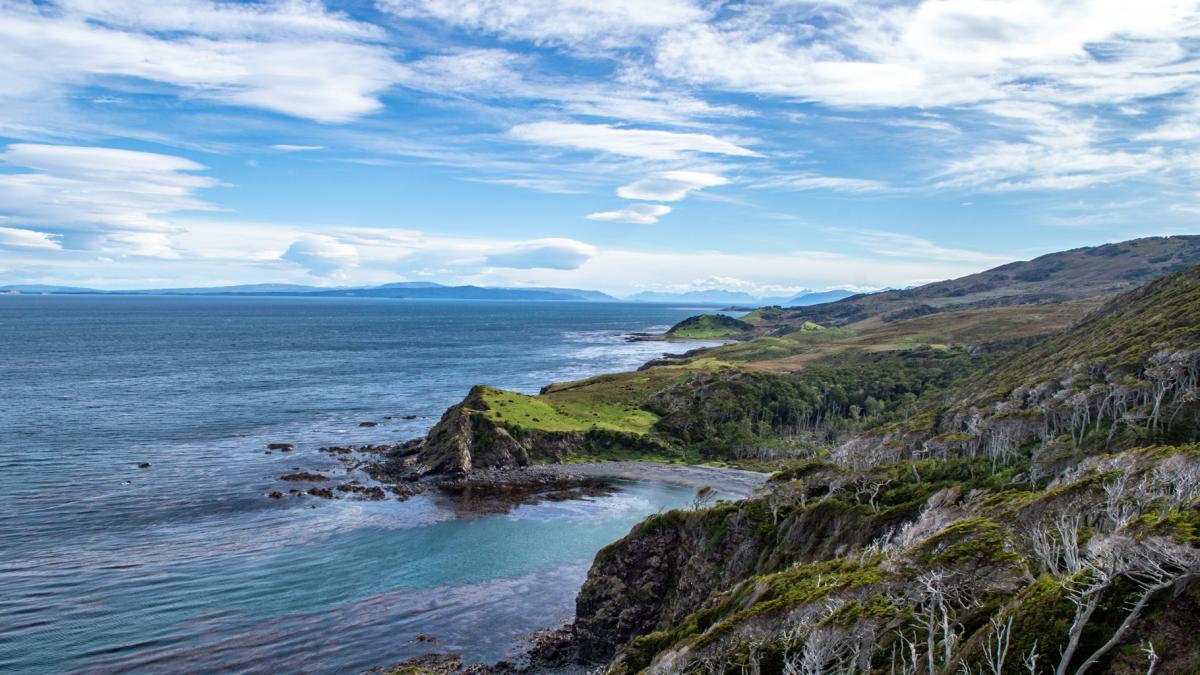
[423,295,1100,470]
[564,263,1200,673]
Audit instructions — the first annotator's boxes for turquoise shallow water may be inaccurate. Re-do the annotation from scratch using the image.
[0,296,728,672]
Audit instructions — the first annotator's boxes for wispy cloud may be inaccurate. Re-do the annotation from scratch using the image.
[508,122,760,160]
[755,173,895,193]
[586,203,671,224]
[0,226,62,250]
[270,144,325,152]
[484,238,596,270]
[0,143,222,256]
[616,171,729,201]
[0,0,402,123]
[378,0,706,47]
[854,231,1012,264]
[281,234,359,277]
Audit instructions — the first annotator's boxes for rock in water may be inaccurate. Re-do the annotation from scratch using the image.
[279,472,329,482]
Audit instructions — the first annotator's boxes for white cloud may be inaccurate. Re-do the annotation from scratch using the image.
[756,173,895,193]
[281,234,360,277]
[853,231,1012,264]
[616,171,729,201]
[0,143,221,256]
[0,226,62,250]
[0,1,402,123]
[270,144,325,152]
[386,48,749,128]
[586,204,672,224]
[508,122,760,160]
[930,102,1179,192]
[484,238,595,270]
[653,0,1200,109]
[463,246,1013,297]
[938,140,1170,192]
[1136,120,1200,142]
[378,0,706,47]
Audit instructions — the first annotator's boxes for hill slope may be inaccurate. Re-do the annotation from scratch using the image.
[751,235,1200,331]
[561,264,1200,673]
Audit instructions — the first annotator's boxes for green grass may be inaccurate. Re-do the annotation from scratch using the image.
[666,313,755,339]
[477,386,659,434]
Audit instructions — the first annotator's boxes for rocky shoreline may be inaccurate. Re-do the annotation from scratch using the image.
[268,431,767,512]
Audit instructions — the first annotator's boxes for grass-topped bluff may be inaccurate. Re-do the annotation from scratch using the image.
[665,313,756,339]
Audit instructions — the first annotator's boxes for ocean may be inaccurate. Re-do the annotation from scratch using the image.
[0,295,730,672]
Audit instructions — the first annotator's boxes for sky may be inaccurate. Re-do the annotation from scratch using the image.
[0,0,1198,296]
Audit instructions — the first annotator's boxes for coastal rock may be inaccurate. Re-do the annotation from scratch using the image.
[358,421,377,428]
[267,443,294,451]
[409,386,530,478]
[334,483,388,500]
[307,487,334,499]
[268,491,283,499]
[384,653,463,674]
[137,462,151,468]
[280,472,329,482]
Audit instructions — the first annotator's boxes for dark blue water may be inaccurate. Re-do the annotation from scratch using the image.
[0,296,731,673]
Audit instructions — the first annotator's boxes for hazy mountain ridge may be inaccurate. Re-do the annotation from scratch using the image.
[0,282,617,302]
[1,282,862,305]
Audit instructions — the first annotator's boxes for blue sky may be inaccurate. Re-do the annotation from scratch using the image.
[0,0,1198,296]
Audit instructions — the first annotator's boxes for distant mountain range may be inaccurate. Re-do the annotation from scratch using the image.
[0,282,869,305]
[0,282,618,302]
[624,288,866,305]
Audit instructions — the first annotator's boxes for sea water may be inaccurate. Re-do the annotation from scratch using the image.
[0,296,732,672]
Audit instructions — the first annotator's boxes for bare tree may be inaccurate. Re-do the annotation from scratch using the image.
[909,569,976,675]
[1056,535,1200,675]
[691,485,716,510]
[982,613,1014,675]
[1023,641,1041,674]
[1029,515,1084,578]
[1142,641,1159,675]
